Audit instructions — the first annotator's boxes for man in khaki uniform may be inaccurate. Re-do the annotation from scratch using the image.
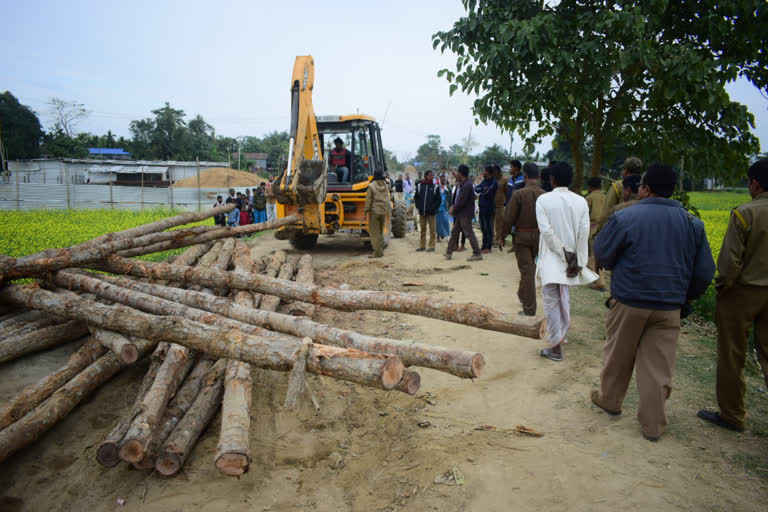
[494,165,510,245]
[364,172,391,258]
[611,174,642,215]
[585,177,607,290]
[600,156,643,225]
[499,162,545,316]
[698,159,768,432]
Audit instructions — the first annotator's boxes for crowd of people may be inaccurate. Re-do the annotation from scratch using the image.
[212,181,277,229]
[376,157,768,442]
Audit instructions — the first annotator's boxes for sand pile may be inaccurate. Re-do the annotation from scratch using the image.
[173,167,269,188]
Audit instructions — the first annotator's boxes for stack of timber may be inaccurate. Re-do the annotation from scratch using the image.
[0,205,546,476]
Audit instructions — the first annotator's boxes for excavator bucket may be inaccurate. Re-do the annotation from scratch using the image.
[295,158,328,204]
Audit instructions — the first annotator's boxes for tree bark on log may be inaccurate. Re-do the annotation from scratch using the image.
[394,370,421,395]
[250,250,287,309]
[259,257,297,312]
[0,336,104,430]
[99,256,546,339]
[215,358,253,475]
[112,215,300,259]
[0,315,60,342]
[0,337,155,464]
[87,274,485,378]
[231,240,257,308]
[281,254,315,317]
[0,319,89,364]
[134,357,214,470]
[156,242,214,287]
[0,309,46,332]
[119,344,192,463]
[90,327,140,364]
[283,338,311,410]
[1,285,405,391]
[155,359,227,477]
[97,343,167,468]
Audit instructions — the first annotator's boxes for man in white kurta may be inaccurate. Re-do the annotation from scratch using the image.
[535,162,598,361]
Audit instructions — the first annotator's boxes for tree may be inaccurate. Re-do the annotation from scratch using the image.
[383,149,403,173]
[474,144,509,168]
[152,103,187,160]
[48,97,89,138]
[0,91,42,159]
[433,0,765,189]
[415,135,445,167]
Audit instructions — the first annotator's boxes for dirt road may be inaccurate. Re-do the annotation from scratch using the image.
[1,229,766,511]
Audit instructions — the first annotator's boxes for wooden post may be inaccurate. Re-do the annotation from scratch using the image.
[65,165,71,209]
[196,157,201,212]
[141,168,144,210]
[109,181,114,210]
[169,167,174,211]
[15,164,19,210]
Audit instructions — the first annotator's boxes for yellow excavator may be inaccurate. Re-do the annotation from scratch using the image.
[272,55,406,249]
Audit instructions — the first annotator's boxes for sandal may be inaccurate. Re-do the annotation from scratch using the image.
[539,348,563,362]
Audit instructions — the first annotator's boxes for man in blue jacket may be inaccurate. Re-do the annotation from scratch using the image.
[414,169,441,252]
[475,166,499,253]
[591,163,715,442]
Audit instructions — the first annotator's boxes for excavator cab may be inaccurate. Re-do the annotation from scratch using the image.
[273,56,407,250]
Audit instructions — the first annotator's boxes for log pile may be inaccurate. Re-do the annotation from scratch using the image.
[0,206,545,476]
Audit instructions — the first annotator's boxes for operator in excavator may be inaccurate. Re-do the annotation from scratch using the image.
[328,137,351,183]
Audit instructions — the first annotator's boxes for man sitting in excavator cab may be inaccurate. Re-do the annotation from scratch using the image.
[328,137,351,183]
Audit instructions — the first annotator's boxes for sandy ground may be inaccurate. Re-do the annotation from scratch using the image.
[1,228,767,511]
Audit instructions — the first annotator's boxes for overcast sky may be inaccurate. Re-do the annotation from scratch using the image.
[4,0,766,160]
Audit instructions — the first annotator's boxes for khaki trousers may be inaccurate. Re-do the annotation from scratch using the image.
[419,215,437,249]
[596,300,680,438]
[715,283,768,428]
[514,232,539,315]
[588,224,606,288]
[369,213,386,257]
[494,206,505,244]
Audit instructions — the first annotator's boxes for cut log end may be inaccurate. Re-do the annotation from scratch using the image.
[380,358,405,390]
[120,344,139,364]
[96,443,120,468]
[215,453,249,476]
[155,454,182,477]
[395,370,421,395]
[118,439,145,464]
[471,354,485,378]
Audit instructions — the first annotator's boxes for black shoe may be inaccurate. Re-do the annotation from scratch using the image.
[539,348,563,362]
[697,410,744,432]
[426,248,435,252]
[416,248,426,252]
[590,390,621,416]
[642,433,660,442]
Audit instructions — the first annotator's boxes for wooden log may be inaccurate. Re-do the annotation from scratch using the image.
[250,250,286,308]
[0,337,155,464]
[281,254,316,317]
[0,319,89,364]
[259,257,298,312]
[231,240,256,309]
[0,309,46,332]
[134,358,214,470]
[0,310,22,324]
[283,338,311,409]
[0,315,60,342]
[1,285,405,391]
[88,274,485,378]
[99,255,546,339]
[155,359,227,477]
[119,344,192,463]
[0,336,104,430]
[215,358,253,475]
[394,370,421,395]
[156,242,214,287]
[96,343,167,468]
[112,215,300,259]
[90,327,139,364]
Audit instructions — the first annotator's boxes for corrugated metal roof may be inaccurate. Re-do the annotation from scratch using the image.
[88,165,125,173]
[88,148,132,155]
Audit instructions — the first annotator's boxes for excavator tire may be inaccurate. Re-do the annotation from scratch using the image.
[290,234,319,250]
[391,199,407,238]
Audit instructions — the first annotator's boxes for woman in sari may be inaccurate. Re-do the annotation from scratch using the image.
[436,174,452,241]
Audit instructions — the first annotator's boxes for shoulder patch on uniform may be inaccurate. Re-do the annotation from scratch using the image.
[732,208,748,230]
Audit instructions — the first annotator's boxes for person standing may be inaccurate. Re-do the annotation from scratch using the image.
[364,172,390,258]
[445,164,482,261]
[499,162,545,316]
[475,166,498,253]
[414,170,441,252]
[508,160,525,196]
[585,177,607,291]
[265,180,277,222]
[213,195,226,226]
[698,159,768,433]
[535,162,597,361]
[436,174,452,241]
[610,175,642,215]
[227,200,240,228]
[601,156,643,224]
[252,184,267,223]
[494,165,509,246]
[592,163,715,441]
[394,174,404,202]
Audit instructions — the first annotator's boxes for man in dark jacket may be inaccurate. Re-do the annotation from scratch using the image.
[414,169,441,252]
[445,165,482,261]
[475,166,499,252]
[592,163,715,442]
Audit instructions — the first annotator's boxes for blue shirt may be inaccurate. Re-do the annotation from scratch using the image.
[474,177,498,214]
[593,198,715,310]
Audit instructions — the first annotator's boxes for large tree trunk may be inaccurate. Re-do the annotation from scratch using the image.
[119,344,193,463]
[86,273,485,378]
[155,360,228,477]
[156,242,214,287]
[97,343,167,468]
[0,337,104,430]
[1,285,405,391]
[99,256,545,339]
[230,240,257,308]
[90,327,140,364]
[114,215,300,259]
[134,358,214,470]
[215,358,253,476]
[281,254,315,317]
[0,319,89,364]
[0,337,155,463]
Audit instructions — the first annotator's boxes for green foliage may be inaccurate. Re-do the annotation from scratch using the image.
[472,143,510,168]
[433,1,765,191]
[671,189,700,218]
[0,91,43,159]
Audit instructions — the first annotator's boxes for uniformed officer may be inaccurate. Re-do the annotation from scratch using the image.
[698,159,768,432]
[364,171,391,258]
[585,177,607,290]
[600,156,642,224]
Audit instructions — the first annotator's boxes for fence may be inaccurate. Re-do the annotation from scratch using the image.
[0,169,235,211]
